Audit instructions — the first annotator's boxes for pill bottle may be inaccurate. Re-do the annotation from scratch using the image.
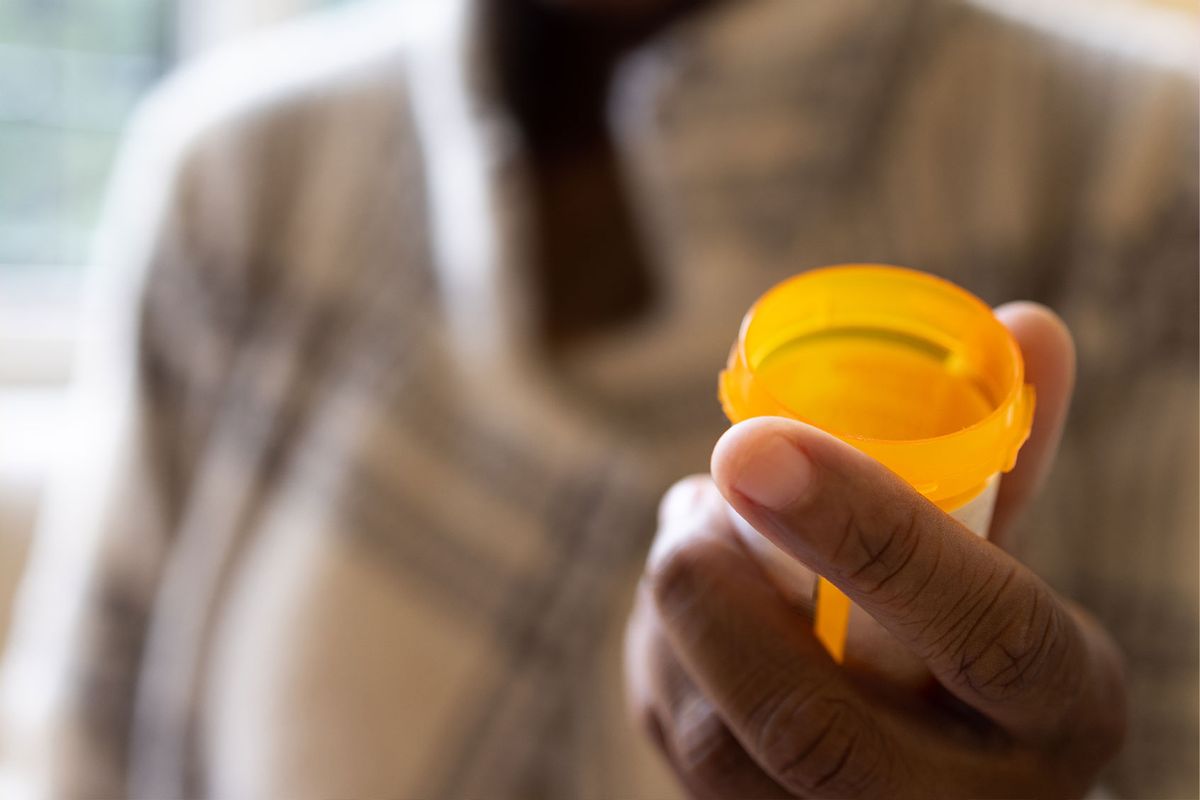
[719,264,1034,662]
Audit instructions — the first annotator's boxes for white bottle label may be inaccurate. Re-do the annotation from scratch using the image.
[950,473,1000,537]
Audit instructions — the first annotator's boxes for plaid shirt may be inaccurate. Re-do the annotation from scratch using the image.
[2,0,1196,797]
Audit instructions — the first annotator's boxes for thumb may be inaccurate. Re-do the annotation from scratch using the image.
[709,416,1091,737]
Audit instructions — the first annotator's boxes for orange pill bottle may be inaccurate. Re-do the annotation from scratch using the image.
[719,265,1034,662]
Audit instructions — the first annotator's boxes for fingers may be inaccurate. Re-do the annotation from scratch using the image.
[644,477,913,798]
[626,582,789,800]
[990,303,1076,545]
[709,418,1109,740]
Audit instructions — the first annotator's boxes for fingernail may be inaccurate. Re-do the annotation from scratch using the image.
[732,435,813,511]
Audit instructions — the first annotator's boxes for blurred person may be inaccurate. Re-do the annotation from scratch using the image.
[0,0,1196,797]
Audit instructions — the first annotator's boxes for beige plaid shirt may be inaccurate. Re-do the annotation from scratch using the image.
[2,0,1196,797]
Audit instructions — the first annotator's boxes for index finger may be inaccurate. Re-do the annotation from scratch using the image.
[644,482,920,798]
[710,418,1119,742]
[989,302,1076,546]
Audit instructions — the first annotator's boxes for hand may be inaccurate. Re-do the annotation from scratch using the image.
[625,304,1126,798]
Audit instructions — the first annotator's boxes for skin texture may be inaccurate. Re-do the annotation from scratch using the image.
[625,303,1127,799]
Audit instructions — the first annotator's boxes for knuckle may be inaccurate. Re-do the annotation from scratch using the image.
[945,572,1080,705]
[754,692,887,796]
[658,475,713,526]
[672,698,748,783]
[647,537,722,621]
[840,503,922,599]
[888,534,945,621]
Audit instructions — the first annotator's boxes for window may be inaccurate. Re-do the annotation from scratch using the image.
[0,0,175,272]
[0,0,350,276]
[0,0,354,668]
[0,0,351,382]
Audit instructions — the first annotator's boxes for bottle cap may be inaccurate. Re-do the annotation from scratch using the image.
[719,264,1035,505]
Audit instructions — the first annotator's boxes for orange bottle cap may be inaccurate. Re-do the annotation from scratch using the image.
[719,264,1035,504]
